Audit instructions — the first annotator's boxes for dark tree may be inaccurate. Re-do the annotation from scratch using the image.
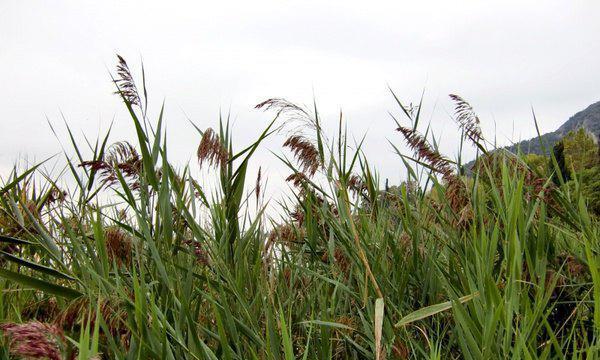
[551,141,571,185]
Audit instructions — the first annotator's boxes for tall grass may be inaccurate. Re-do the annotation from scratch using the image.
[0,57,598,359]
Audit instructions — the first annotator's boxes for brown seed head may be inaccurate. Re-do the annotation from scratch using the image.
[396,125,473,224]
[286,172,308,188]
[268,224,302,247]
[392,338,410,359]
[449,94,483,146]
[255,167,262,203]
[396,126,453,178]
[108,142,142,177]
[56,297,129,343]
[21,297,59,323]
[197,128,228,168]
[333,248,351,275]
[114,55,141,106]
[255,98,310,122]
[183,239,209,266]
[46,187,67,205]
[80,141,142,190]
[104,227,133,267]
[0,321,66,360]
[348,174,366,195]
[283,135,321,176]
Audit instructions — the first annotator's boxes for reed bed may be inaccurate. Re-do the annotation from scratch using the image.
[0,57,598,359]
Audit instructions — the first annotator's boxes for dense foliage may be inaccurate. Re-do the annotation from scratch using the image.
[0,58,599,359]
[464,100,600,170]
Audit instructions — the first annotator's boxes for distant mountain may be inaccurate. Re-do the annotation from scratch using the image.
[465,100,600,167]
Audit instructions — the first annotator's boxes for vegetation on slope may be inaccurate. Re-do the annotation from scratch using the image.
[464,100,600,171]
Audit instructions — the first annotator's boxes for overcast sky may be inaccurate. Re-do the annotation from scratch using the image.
[1,1,599,199]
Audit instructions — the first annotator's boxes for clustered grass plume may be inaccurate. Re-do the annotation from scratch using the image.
[285,171,308,187]
[182,239,209,266]
[114,55,141,107]
[396,124,470,219]
[0,56,599,359]
[257,97,325,189]
[348,173,367,196]
[255,98,311,124]
[0,321,66,360]
[80,141,142,189]
[55,297,128,342]
[283,135,321,176]
[103,226,133,267]
[196,128,228,168]
[46,186,67,206]
[449,93,484,147]
[395,126,454,178]
[255,166,262,203]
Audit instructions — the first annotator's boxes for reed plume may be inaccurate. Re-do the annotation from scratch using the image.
[20,297,59,323]
[257,98,323,181]
[267,224,302,246]
[80,141,142,189]
[449,94,484,147]
[0,321,66,360]
[286,172,308,188]
[182,239,209,266]
[197,128,228,168]
[396,126,453,178]
[104,226,133,267]
[114,55,141,106]
[107,142,142,177]
[46,186,67,205]
[283,135,321,176]
[348,174,366,196]
[56,297,129,342]
[396,125,471,224]
[255,167,262,203]
[255,98,321,144]
[255,98,310,123]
